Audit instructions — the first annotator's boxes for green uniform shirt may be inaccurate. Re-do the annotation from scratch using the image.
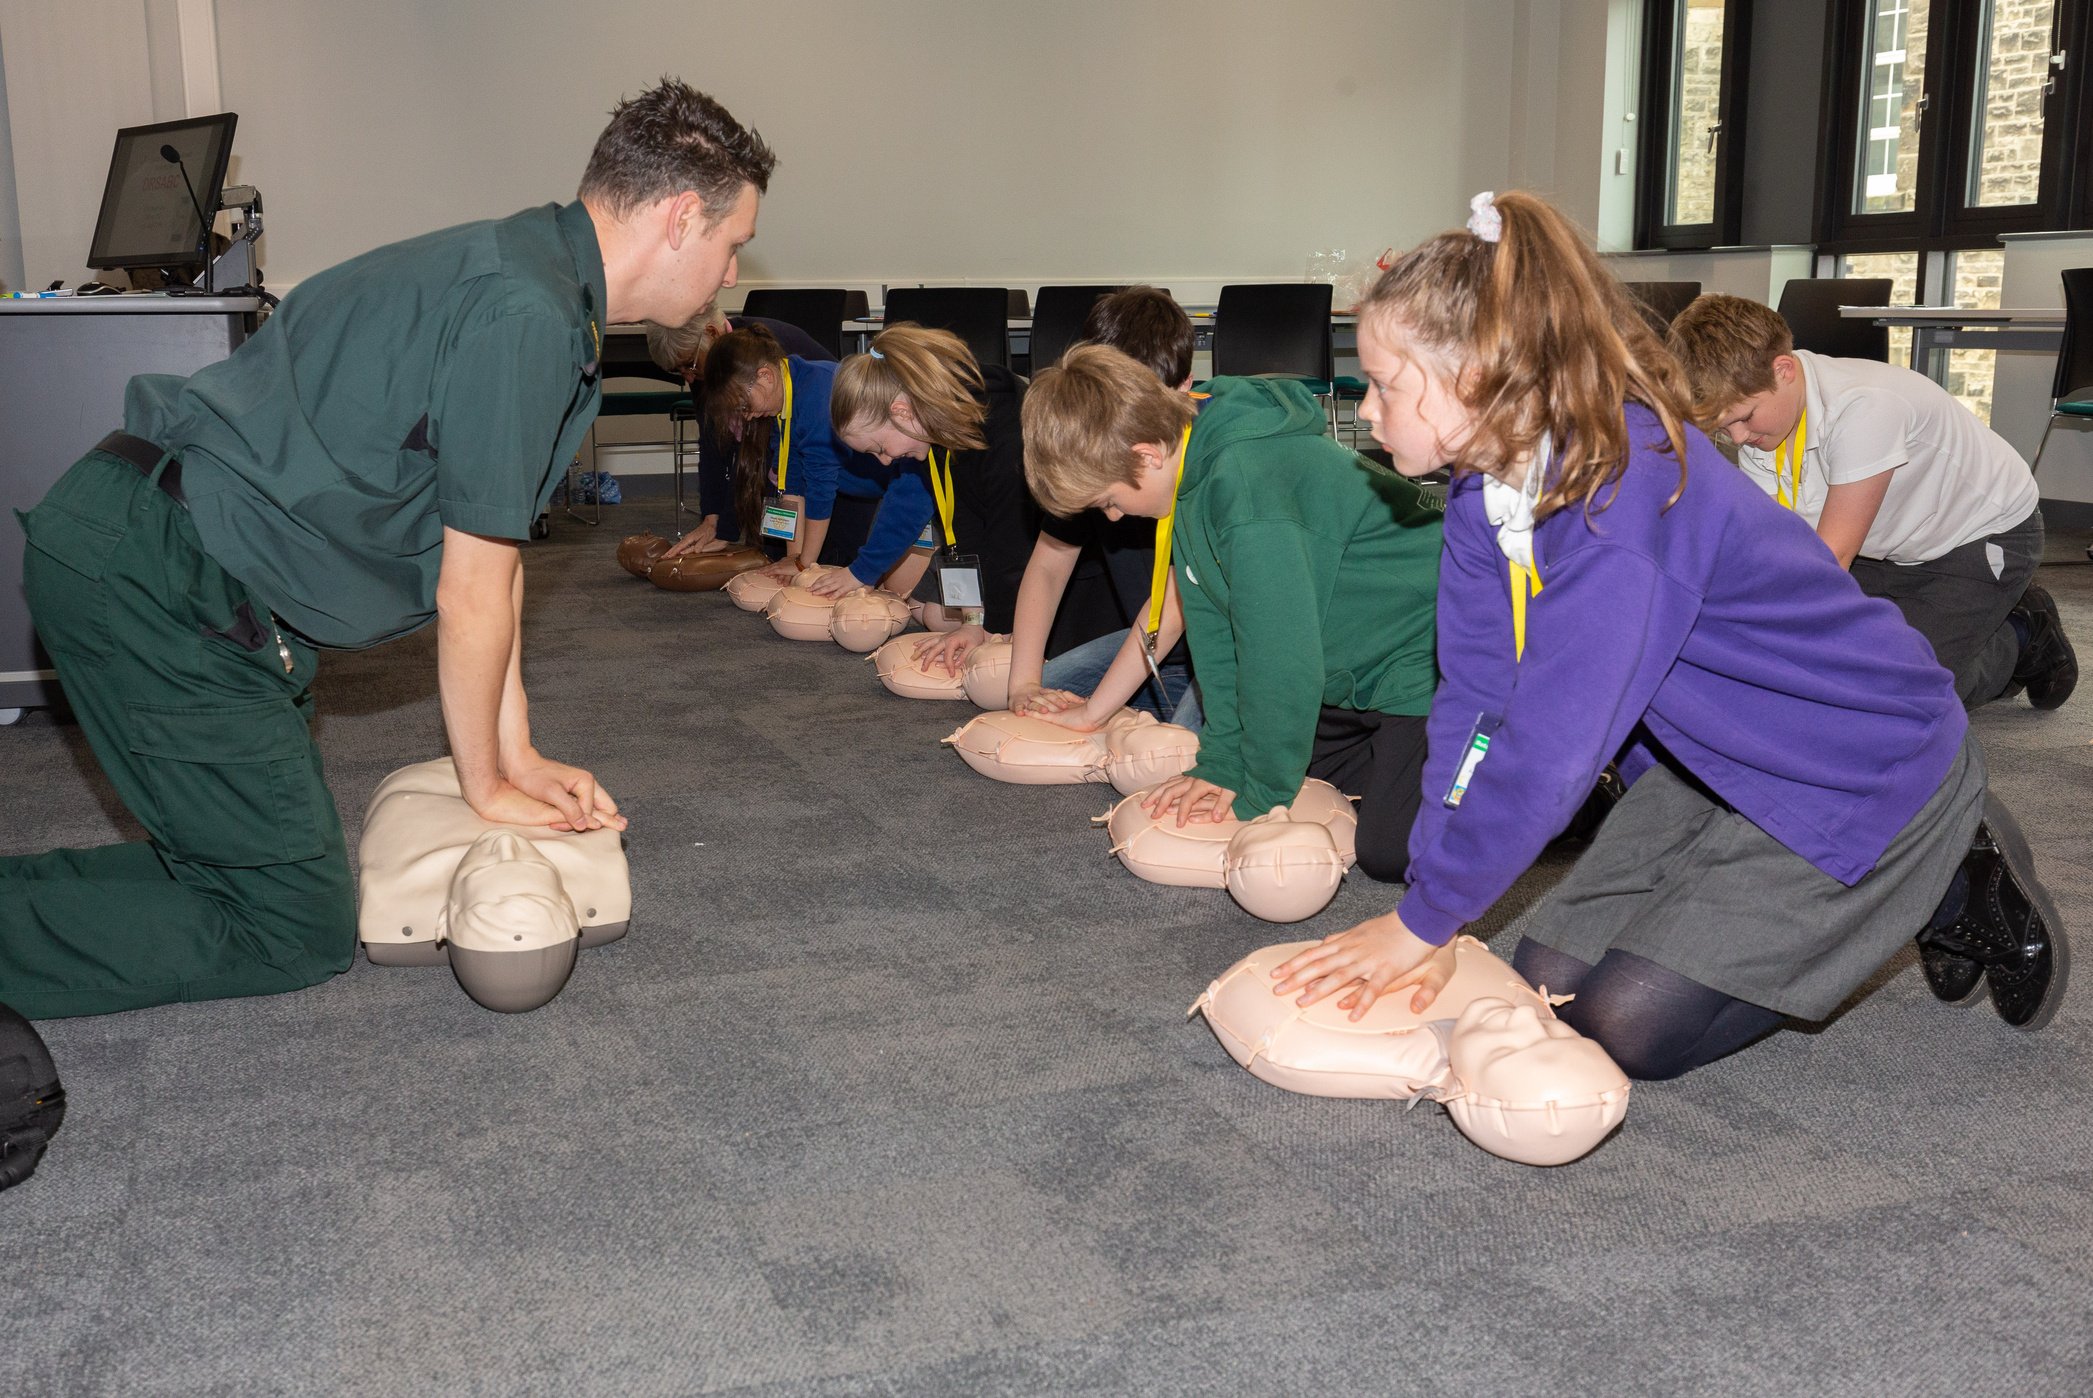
[1172,376,1443,820]
[123,201,607,648]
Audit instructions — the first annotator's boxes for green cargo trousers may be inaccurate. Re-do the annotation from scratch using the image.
[1,445,355,1018]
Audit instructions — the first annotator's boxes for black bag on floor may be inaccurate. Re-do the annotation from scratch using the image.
[0,1001,64,1191]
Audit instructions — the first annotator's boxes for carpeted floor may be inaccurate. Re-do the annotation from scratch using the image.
[6,506,2093,1396]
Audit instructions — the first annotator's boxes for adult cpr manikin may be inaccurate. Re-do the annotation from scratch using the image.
[943,710,1201,788]
[1191,937,1630,1164]
[358,759,631,1011]
[648,546,768,592]
[872,635,970,700]
[1103,779,1356,922]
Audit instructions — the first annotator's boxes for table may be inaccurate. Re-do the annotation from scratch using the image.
[1841,305,2067,381]
[0,295,262,712]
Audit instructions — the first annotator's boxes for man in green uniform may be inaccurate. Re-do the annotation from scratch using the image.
[1,79,774,1018]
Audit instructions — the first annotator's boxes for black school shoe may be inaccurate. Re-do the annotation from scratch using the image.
[1916,800,2071,1030]
[2010,584,2077,710]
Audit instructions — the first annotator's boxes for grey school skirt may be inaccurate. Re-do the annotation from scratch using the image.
[1519,733,1986,1021]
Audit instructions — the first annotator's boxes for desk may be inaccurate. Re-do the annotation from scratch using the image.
[0,295,262,711]
[1841,305,2067,382]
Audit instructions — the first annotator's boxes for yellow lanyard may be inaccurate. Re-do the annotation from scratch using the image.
[926,445,957,548]
[773,360,794,494]
[1774,403,1807,511]
[1147,423,1195,644]
[1509,560,1543,661]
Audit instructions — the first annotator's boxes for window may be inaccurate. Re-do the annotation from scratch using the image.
[1638,0,1752,248]
[1819,0,2086,422]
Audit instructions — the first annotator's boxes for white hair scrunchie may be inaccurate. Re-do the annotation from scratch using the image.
[868,346,884,360]
[1467,191,1503,244]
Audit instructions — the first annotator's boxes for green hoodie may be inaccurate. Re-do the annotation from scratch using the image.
[1174,377,1441,819]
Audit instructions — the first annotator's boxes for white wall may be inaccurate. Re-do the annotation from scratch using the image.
[1996,233,2093,505]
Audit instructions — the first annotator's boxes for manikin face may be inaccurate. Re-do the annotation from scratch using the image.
[1448,998,1623,1100]
[656,183,761,330]
[840,398,930,464]
[1712,355,1806,451]
[1355,318,1477,478]
[1092,445,1180,522]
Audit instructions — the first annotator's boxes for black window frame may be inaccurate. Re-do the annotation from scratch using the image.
[1637,0,1754,250]
[1815,0,2090,261]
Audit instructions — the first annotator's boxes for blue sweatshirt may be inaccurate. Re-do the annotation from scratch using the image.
[773,357,874,524]
[1401,404,1965,945]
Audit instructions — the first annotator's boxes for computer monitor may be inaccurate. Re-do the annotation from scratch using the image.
[86,113,238,273]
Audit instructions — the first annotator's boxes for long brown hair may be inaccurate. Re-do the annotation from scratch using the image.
[702,324,783,544]
[828,323,988,451]
[1358,191,1695,521]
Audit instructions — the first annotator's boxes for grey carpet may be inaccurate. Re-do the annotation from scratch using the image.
[6,510,2093,1396]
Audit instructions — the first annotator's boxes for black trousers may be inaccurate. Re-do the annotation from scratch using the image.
[1305,707,1429,884]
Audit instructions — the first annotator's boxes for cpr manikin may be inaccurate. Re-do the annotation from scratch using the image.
[1191,938,1631,1164]
[358,759,631,1012]
[1103,779,1356,922]
[872,635,970,700]
[829,591,913,652]
[617,532,767,592]
[943,710,1201,789]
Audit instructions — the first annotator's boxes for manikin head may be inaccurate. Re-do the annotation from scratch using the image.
[578,79,776,329]
[829,324,988,464]
[440,830,582,1013]
[1666,293,1808,451]
[1441,996,1631,1166]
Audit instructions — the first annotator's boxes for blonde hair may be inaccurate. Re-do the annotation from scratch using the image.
[1666,293,1793,426]
[1358,190,1695,521]
[828,323,987,451]
[644,307,730,379]
[1021,344,1199,518]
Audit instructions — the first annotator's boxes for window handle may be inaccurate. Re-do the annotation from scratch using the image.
[2046,49,2065,97]
[1706,119,1723,154]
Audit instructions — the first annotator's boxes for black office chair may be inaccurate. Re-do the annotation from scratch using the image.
[738,288,853,360]
[1624,280,1702,335]
[1006,289,1032,320]
[1212,283,1334,431]
[881,287,1011,369]
[1027,285,1126,373]
[1777,278,1894,361]
[2031,268,2093,492]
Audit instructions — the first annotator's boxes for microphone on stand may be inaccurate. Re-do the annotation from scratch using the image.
[159,143,214,272]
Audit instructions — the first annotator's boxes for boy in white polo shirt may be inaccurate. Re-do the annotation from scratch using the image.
[1670,293,2075,711]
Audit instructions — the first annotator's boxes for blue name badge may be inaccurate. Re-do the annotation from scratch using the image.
[1442,711,1502,809]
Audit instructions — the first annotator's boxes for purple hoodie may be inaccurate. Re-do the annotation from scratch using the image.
[1400,404,1966,946]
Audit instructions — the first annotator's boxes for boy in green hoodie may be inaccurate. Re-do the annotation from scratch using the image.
[1021,344,1442,881]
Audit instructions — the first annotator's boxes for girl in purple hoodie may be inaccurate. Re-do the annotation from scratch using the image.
[1271,192,2067,1079]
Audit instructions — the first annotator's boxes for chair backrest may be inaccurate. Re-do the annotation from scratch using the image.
[2052,268,2093,401]
[1027,285,1127,372]
[1624,280,1702,334]
[881,287,1011,369]
[1212,283,1333,380]
[737,289,852,360]
[1776,278,1894,361]
[1006,289,1032,320]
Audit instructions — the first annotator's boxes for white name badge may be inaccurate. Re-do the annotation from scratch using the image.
[938,554,984,609]
[761,494,799,542]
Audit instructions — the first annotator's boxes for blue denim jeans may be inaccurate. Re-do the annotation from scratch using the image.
[1042,627,1202,729]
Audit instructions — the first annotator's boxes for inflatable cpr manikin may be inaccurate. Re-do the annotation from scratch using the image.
[764,584,845,640]
[1190,937,1631,1165]
[357,759,631,1012]
[617,532,670,577]
[871,635,970,700]
[1100,713,1201,795]
[961,639,1013,709]
[648,546,768,592]
[1102,779,1356,922]
[830,591,913,652]
[725,568,788,612]
[942,708,1176,785]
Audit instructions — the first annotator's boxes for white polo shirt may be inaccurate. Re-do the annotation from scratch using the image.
[1735,349,2038,563]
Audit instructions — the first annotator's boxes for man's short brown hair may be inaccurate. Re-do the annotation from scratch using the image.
[1080,287,1195,387]
[1022,344,1197,518]
[578,77,776,226]
[1667,293,1794,420]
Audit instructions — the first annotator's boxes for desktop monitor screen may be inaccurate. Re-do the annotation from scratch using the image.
[87,113,238,271]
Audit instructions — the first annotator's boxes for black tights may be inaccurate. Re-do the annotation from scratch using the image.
[1511,939,1788,1081]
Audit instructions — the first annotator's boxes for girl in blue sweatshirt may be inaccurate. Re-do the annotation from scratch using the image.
[1272,192,2067,1078]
